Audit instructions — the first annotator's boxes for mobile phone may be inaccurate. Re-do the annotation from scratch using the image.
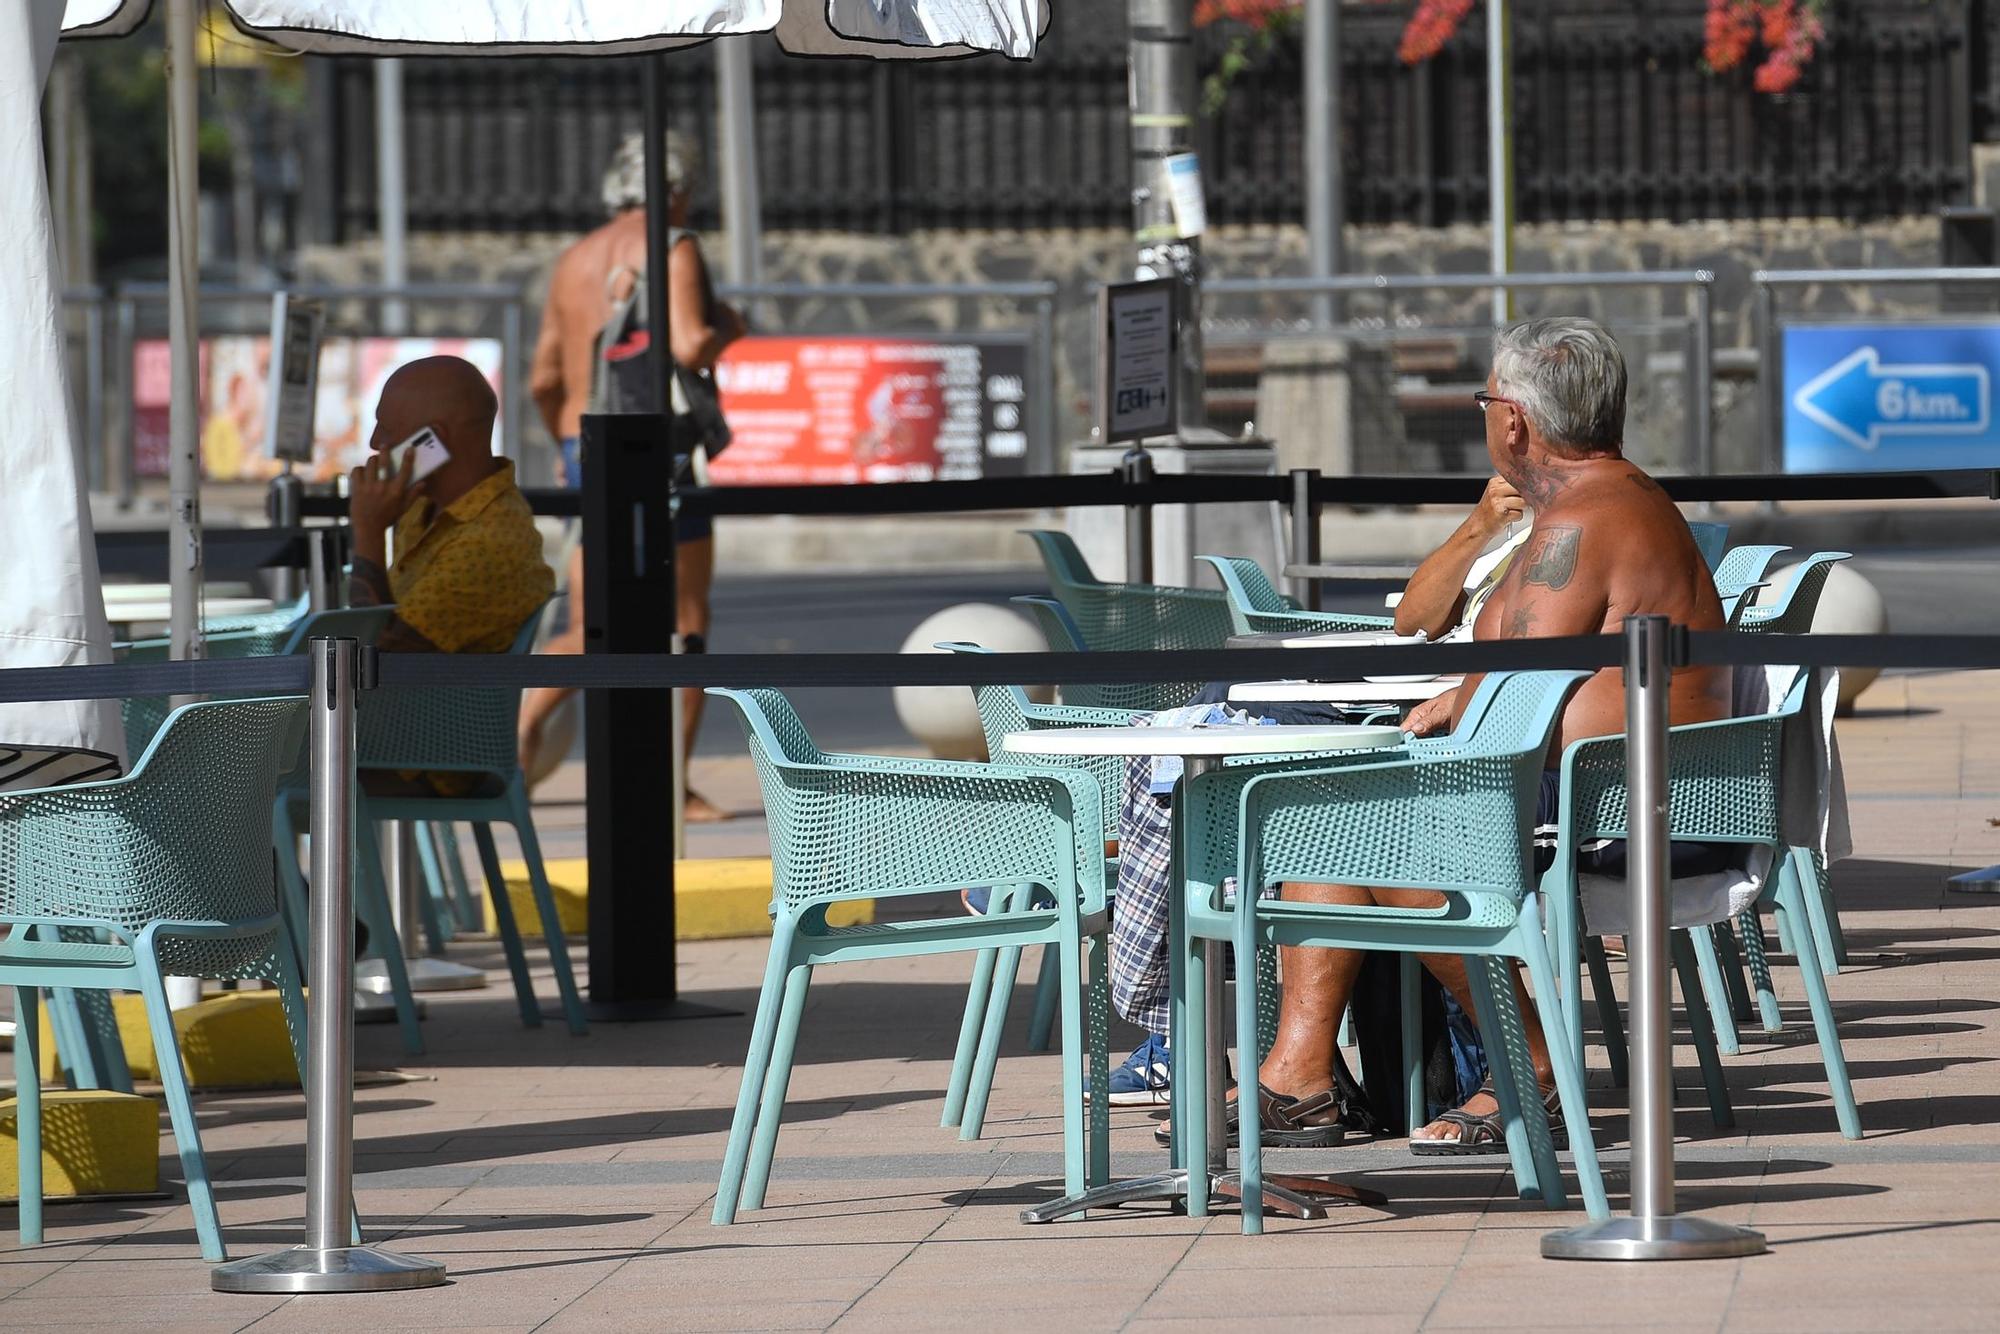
[385,426,450,483]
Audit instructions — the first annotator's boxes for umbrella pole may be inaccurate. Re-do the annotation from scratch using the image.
[165,0,202,671]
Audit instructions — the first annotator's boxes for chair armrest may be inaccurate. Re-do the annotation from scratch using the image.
[1020,701,1142,728]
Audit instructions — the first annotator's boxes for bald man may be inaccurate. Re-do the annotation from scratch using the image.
[347,355,554,662]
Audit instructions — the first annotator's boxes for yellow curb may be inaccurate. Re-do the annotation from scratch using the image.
[39,992,300,1091]
[490,858,872,940]
[0,1089,161,1198]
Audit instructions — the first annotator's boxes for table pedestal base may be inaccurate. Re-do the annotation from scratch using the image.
[1020,1169,1386,1224]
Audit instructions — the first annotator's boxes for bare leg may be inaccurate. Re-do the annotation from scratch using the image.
[1371,888,1556,1144]
[1257,881,1373,1098]
[519,543,586,778]
[677,535,727,823]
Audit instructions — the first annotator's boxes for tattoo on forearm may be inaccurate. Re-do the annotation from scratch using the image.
[348,557,392,608]
[1522,525,1582,590]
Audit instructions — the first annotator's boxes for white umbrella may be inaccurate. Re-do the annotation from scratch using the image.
[0,0,124,787]
[52,0,1045,675]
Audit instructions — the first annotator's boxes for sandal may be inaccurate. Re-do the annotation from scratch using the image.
[1409,1078,1566,1157]
[1152,1083,1347,1150]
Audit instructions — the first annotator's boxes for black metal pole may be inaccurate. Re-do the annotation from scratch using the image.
[1288,467,1322,611]
[1122,446,1155,582]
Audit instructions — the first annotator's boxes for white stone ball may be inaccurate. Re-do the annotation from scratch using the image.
[893,604,1055,760]
[1755,561,1887,713]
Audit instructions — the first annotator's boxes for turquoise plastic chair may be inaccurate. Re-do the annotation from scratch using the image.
[706,687,1111,1224]
[1011,595,1203,714]
[1019,529,1236,657]
[0,697,309,1262]
[1712,544,1790,594]
[935,642,1132,1139]
[344,606,588,1039]
[1197,554,1396,638]
[1178,670,1607,1233]
[1689,522,1730,571]
[1734,552,1851,635]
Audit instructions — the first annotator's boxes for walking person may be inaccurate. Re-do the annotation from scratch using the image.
[522,130,745,820]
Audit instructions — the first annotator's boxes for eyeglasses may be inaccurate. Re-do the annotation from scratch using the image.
[1472,390,1517,414]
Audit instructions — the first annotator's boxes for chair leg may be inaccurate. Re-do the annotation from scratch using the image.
[411,820,452,953]
[1518,916,1610,1220]
[959,945,1022,1142]
[509,784,588,1035]
[941,947,1000,1130]
[1234,903,1265,1235]
[1399,952,1424,1137]
[1056,919,1090,1203]
[713,920,797,1225]
[1464,954,1553,1207]
[1688,924,1742,1057]
[741,963,812,1212]
[1670,931,1734,1130]
[437,821,481,933]
[1026,943,1060,1053]
[354,815,426,1055]
[1793,847,1844,976]
[1714,919,1755,1026]
[1582,937,1628,1088]
[1777,876,1863,1139]
[1738,907,1783,1033]
[1182,933,1210,1217]
[1086,931,1111,1190]
[137,965,225,1262]
[1547,883,1586,1073]
[14,987,42,1247]
[469,822,541,1029]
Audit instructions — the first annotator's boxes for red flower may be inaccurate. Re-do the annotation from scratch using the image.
[1397,0,1477,64]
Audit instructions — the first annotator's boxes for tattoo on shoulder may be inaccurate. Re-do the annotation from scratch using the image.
[1506,605,1537,637]
[1521,525,1582,591]
[1627,470,1665,495]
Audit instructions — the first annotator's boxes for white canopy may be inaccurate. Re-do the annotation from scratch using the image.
[1,0,123,771]
[65,1,1044,57]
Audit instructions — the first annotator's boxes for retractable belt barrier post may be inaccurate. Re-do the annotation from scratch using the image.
[1122,448,1156,583]
[1542,618,1768,1262]
[213,637,448,1293]
[1289,468,1323,610]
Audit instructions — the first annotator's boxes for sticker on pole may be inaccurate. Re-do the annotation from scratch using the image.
[1783,324,2000,471]
[1097,278,1176,444]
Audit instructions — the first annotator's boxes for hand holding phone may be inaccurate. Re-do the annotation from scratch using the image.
[384,426,451,484]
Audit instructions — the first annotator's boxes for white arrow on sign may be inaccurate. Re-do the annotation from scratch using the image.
[1793,346,1991,452]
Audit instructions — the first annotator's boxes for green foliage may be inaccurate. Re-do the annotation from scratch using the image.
[1201,7,1302,118]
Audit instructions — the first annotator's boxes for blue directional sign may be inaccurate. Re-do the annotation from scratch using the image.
[1784,324,2000,471]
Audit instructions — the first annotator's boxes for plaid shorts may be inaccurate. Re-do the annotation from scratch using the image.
[1110,751,1176,1033]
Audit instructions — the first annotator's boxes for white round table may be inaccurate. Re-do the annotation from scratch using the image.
[1225,677,1460,706]
[1004,722,1403,1225]
[107,597,275,631]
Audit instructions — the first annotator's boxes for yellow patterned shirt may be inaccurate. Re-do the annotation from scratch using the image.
[389,461,553,654]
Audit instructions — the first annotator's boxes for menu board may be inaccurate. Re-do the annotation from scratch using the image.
[705,334,1033,485]
[1098,278,1176,444]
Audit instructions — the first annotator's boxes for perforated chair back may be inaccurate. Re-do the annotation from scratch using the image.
[357,604,544,775]
[1713,544,1791,592]
[0,697,306,977]
[1197,554,1394,637]
[1019,529,1105,590]
[1735,552,1851,636]
[1009,596,1202,713]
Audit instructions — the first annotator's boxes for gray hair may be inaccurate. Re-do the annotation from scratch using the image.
[1490,317,1627,453]
[601,130,701,216]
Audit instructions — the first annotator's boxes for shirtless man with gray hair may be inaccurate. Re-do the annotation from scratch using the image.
[1210,317,1734,1150]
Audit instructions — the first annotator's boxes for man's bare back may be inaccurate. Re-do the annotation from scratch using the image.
[534,211,649,441]
[1467,457,1730,754]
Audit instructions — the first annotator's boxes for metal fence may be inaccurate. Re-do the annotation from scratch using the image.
[306,0,1978,241]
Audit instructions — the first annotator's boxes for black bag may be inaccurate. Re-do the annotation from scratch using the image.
[590,240,732,456]
[1348,951,1463,1134]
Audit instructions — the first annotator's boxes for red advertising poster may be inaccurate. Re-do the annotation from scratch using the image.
[132,336,503,482]
[707,335,1030,485]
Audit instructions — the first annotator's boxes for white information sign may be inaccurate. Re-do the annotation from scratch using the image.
[1164,152,1207,239]
[1099,278,1176,444]
[263,292,325,464]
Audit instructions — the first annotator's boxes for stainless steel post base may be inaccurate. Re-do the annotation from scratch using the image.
[1542,1215,1767,1261]
[1020,1169,1385,1225]
[211,1244,448,1294]
[356,957,487,993]
[354,990,421,1023]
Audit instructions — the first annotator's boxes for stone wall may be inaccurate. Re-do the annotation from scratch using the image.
[302,214,1947,480]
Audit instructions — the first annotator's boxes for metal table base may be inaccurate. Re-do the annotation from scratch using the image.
[1021,1168,1385,1225]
